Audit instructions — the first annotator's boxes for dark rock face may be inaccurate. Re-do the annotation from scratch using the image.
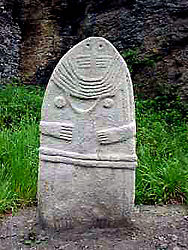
[0,0,188,99]
[0,0,21,82]
[81,0,188,100]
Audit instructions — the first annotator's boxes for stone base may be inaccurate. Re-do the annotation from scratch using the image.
[38,161,135,230]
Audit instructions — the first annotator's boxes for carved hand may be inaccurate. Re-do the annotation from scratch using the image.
[97,130,111,145]
[97,122,135,145]
[40,121,74,142]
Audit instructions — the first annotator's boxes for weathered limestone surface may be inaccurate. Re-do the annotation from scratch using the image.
[38,37,136,230]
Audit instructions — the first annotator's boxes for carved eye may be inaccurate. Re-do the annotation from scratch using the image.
[54,96,67,108]
[98,42,105,50]
[86,43,90,48]
[103,98,114,108]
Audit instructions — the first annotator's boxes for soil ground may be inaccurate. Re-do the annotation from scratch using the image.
[0,205,187,250]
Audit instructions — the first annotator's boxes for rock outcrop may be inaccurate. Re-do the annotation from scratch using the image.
[0,0,188,100]
[0,0,21,82]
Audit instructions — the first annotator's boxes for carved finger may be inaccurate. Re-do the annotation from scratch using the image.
[59,134,72,141]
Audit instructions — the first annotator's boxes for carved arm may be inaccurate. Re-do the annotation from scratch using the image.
[40,121,74,142]
[97,122,135,145]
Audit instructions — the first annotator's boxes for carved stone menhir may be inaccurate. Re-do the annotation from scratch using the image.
[38,37,137,230]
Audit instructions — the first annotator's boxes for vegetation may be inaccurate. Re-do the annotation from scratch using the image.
[0,84,43,213]
[0,84,187,213]
[121,48,160,73]
[136,98,188,204]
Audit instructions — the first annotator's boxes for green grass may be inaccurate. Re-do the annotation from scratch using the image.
[0,84,187,213]
[0,122,39,212]
[0,84,43,130]
[0,84,43,213]
[136,99,188,204]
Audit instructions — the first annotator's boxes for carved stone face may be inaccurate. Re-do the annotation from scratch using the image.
[51,37,124,99]
[72,38,114,81]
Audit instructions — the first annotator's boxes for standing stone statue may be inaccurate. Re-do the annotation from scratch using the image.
[38,37,137,230]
